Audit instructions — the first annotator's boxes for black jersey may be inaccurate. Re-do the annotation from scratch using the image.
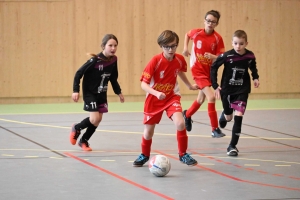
[211,49,259,95]
[73,52,122,99]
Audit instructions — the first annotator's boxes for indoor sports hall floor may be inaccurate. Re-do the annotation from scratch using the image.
[0,99,300,200]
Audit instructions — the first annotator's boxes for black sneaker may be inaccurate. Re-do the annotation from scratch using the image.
[211,127,226,138]
[219,111,227,128]
[227,145,239,156]
[179,153,198,166]
[183,110,193,132]
[132,154,149,167]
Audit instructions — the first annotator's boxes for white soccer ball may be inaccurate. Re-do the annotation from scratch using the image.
[148,155,171,177]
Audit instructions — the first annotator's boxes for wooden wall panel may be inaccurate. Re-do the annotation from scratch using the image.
[0,0,299,104]
[0,0,74,99]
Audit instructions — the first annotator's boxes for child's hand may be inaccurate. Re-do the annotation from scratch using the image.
[118,93,125,103]
[72,92,80,102]
[189,84,199,90]
[156,92,166,100]
[253,79,260,88]
[182,49,191,57]
[214,87,222,99]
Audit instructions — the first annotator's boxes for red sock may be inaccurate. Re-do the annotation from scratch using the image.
[186,100,201,118]
[177,129,188,157]
[141,137,152,157]
[208,103,218,130]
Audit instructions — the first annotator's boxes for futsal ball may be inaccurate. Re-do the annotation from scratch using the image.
[148,155,171,177]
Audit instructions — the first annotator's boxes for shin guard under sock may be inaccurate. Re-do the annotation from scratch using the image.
[141,137,152,157]
[230,115,243,147]
[81,124,97,141]
[186,101,201,118]
[75,117,92,130]
[208,103,218,130]
[177,129,188,157]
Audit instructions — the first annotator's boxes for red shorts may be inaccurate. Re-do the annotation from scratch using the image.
[193,76,211,90]
[143,101,182,124]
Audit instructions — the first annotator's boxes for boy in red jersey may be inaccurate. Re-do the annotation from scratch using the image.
[133,30,199,167]
[182,10,226,138]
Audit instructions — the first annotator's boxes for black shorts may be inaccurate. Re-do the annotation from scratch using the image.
[83,94,108,113]
[221,93,249,115]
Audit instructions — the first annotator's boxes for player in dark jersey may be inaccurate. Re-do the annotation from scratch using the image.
[211,30,260,156]
[70,34,125,151]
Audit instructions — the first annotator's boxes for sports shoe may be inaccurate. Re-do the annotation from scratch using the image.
[219,111,227,128]
[78,139,92,151]
[179,153,198,166]
[70,124,81,145]
[132,154,149,167]
[227,145,239,156]
[212,127,226,138]
[182,110,193,132]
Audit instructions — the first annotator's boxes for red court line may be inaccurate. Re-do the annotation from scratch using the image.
[154,150,300,192]
[194,152,300,181]
[64,152,174,200]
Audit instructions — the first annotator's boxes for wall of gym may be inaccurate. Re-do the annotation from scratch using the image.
[1,0,299,104]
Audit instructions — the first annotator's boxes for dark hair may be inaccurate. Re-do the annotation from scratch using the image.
[233,30,248,42]
[157,30,179,46]
[205,10,221,23]
[87,34,118,57]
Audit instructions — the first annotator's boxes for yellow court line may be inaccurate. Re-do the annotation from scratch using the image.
[1,117,299,141]
[275,165,291,167]
[100,160,116,162]
[198,163,215,165]
[0,107,299,115]
[24,156,39,158]
[2,154,14,156]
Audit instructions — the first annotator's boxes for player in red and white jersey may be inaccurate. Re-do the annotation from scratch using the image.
[182,10,226,138]
[133,30,199,167]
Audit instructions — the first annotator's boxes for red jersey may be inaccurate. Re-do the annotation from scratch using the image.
[140,53,187,116]
[188,28,225,79]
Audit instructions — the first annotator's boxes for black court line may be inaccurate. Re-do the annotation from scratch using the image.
[0,126,67,158]
[193,121,300,150]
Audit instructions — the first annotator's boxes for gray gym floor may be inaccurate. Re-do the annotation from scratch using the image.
[0,101,299,200]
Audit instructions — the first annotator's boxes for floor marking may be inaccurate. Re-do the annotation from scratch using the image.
[24,156,39,158]
[1,117,300,141]
[275,165,291,167]
[0,125,67,158]
[65,152,174,200]
[155,150,300,191]
[2,154,14,156]
[198,155,300,165]
[198,163,215,165]
[100,160,115,162]
[49,157,63,159]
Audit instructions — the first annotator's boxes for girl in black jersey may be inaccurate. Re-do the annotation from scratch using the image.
[211,30,260,156]
[70,34,125,151]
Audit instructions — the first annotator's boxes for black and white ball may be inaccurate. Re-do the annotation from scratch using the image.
[148,155,171,177]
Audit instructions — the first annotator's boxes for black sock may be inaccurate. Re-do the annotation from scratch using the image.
[230,115,243,147]
[75,117,92,130]
[81,124,97,141]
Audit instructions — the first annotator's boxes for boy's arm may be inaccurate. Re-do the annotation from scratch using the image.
[210,55,225,90]
[177,71,198,90]
[141,81,166,100]
[182,33,191,57]
[249,57,260,88]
